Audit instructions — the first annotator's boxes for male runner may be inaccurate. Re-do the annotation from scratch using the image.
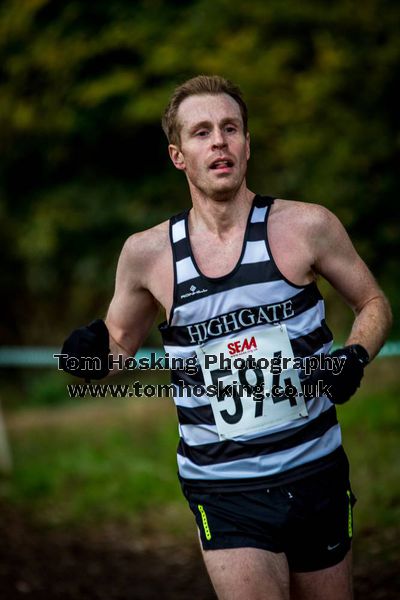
[61,75,392,600]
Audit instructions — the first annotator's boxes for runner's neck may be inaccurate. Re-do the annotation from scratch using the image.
[189,189,255,236]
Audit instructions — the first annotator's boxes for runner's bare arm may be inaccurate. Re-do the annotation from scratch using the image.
[310,205,392,360]
[105,233,159,370]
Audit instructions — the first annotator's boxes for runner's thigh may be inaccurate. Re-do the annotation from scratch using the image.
[290,550,353,600]
[201,545,290,600]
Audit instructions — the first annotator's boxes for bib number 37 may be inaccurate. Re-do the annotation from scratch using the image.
[197,324,308,440]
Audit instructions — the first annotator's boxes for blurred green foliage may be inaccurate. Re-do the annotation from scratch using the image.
[1,0,399,344]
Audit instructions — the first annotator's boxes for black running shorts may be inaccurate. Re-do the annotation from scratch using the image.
[183,461,356,572]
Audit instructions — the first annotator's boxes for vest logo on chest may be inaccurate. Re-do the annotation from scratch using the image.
[186,300,294,344]
[180,284,208,299]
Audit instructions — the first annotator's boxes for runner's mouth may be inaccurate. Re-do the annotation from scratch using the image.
[209,159,234,170]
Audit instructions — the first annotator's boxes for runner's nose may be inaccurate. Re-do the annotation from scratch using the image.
[211,129,227,150]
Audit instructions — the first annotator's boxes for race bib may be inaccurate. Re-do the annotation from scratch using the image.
[196,324,308,440]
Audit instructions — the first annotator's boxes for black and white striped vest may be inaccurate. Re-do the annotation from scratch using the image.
[159,195,346,492]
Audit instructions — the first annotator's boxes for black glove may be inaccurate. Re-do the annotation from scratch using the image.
[59,319,110,380]
[308,344,369,405]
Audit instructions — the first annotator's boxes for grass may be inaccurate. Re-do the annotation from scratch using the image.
[338,358,400,528]
[1,395,188,536]
[0,358,399,540]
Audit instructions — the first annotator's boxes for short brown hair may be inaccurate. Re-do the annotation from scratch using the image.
[162,75,248,146]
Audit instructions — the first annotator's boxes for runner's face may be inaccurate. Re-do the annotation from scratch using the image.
[169,94,250,199]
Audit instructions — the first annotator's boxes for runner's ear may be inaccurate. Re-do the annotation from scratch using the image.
[168,145,185,170]
[246,131,250,160]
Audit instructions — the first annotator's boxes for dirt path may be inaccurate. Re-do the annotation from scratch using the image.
[0,504,399,600]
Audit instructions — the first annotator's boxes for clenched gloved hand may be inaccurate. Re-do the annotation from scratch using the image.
[307,344,369,404]
[59,319,110,380]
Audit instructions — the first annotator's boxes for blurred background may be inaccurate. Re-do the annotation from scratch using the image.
[0,0,399,598]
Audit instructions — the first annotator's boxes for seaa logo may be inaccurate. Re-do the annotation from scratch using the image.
[227,336,257,355]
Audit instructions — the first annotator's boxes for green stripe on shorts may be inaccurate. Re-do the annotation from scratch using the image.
[347,490,353,538]
[197,504,212,540]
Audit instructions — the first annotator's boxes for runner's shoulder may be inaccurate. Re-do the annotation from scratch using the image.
[121,220,170,268]
[273,198,342,237]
